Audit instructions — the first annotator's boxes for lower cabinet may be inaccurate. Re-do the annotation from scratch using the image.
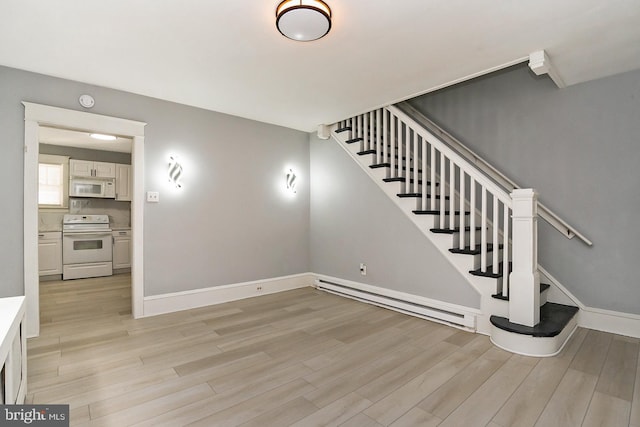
[0,296,27,404]
[112,230,132,270]
[38,232,62,276]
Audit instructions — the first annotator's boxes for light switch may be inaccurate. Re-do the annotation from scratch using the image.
[146,191,160,203]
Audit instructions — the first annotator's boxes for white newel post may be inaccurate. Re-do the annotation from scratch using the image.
[508,189,540,327]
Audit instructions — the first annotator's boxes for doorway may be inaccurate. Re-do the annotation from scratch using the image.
[23,102,146,337]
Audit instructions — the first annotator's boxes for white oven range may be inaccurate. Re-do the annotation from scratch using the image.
[62,214,113,280]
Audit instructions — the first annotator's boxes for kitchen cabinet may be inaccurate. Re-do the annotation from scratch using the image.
[70,159,116,178]
[38,232,62,276]
[112,230,131,270]
[115,164,132,201]
[0,296,27,404]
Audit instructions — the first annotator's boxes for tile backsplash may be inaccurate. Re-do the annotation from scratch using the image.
[39,198,130,231]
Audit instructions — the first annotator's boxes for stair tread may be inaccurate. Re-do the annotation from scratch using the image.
[368,163,423,173]
[490,302,579,337]
[335,127,352,133]
[345,137,364,144]
[383,177,439,186]
[357,149,377,155]
[413,210,471,215]
[491,283,551,301]
[449,244,503,255]
[370,163,391,169]
[397,193,450,200]
[469,262,511,279]
[430,226,482,234]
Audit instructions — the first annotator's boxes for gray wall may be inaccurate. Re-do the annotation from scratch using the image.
[409,64,640,315]
[0,65,310,298]
[309,134,481,309]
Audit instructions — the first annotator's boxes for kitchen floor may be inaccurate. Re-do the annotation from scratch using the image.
[27,275,640,426]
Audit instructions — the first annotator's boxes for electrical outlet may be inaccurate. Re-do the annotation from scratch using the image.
[146,191,160,203]
[257,286,263,291]
[360,263,367,276]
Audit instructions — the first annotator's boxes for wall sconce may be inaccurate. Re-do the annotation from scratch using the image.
[168,156,183,189]
[286,168,297,194]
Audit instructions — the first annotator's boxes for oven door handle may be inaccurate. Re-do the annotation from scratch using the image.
[64,232,111,238]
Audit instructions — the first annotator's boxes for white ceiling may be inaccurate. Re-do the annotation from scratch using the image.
[39,126,132,153]
[2,1,639,132]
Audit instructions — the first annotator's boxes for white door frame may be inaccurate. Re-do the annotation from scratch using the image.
[23,102,146,337]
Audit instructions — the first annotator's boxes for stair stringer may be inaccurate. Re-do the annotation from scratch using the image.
[331,125,507,335]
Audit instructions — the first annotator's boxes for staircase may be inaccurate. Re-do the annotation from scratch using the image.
[328,104,579,357]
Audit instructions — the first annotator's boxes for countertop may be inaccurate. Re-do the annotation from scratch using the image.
[38,225,62,232]
[111,225,131,231]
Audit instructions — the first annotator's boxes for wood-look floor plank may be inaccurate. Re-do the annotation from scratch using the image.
[534,368,598,427]
[388,407,442,427]
[338,413,384,427]
[185,378,316,427]
[29,275,640,427]
[237,396,318,427]
[436,355,538,427]
[489,328,589,427]
[90,383,215,427]
[632,343,640,427]
[570,329,613,375]
[304,343,422,408]
[595,335,639,401]
[418,349,506,419]
[355,341,459,403]
[582,391,632,427]
[362,349,478,425]
[290,392,372,427]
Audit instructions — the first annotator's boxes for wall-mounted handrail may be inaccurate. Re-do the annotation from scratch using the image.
[397,101,593,246]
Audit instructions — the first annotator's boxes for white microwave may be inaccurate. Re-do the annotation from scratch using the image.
[69,178,116,198]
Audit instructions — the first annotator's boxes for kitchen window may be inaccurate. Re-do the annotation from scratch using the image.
[38,154,69,209]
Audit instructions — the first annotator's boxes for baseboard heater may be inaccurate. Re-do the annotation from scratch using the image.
[315,279,476,330]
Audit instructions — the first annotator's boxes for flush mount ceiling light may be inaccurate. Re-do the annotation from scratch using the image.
[276,0,332,42]
[90,133,117,141]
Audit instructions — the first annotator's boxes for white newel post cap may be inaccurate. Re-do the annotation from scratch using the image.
[510,188,538,217]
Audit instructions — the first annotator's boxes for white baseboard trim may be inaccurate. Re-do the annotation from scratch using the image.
[578,307,640,339]
[538,266,640,339]
[143,273,315,317]
[314,274,480,330]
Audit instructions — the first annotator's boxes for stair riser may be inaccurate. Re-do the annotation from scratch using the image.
[466,249,504,271]
[451,229,483,247]
[431,213,470,230]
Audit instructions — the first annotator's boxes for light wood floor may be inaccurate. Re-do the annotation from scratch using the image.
[28,274,640,427]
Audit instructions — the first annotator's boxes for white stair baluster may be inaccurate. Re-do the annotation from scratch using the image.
[493,196,499,274]
[481,187,487,272]
[440,154,446,229]
[382,109,388,166]
[390,114,396,177]
[365,113,371,151]
[502,203,510,297]
[449,161,455,230]
[422,136,427,210]
[459,168,466,249]
[405,123,410,192]
[413,131,419,195]
[430,145,436,211]
[369,111,374,151]
[357,114,362,148]
[470,177,476,250]
[376,109,382,164]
